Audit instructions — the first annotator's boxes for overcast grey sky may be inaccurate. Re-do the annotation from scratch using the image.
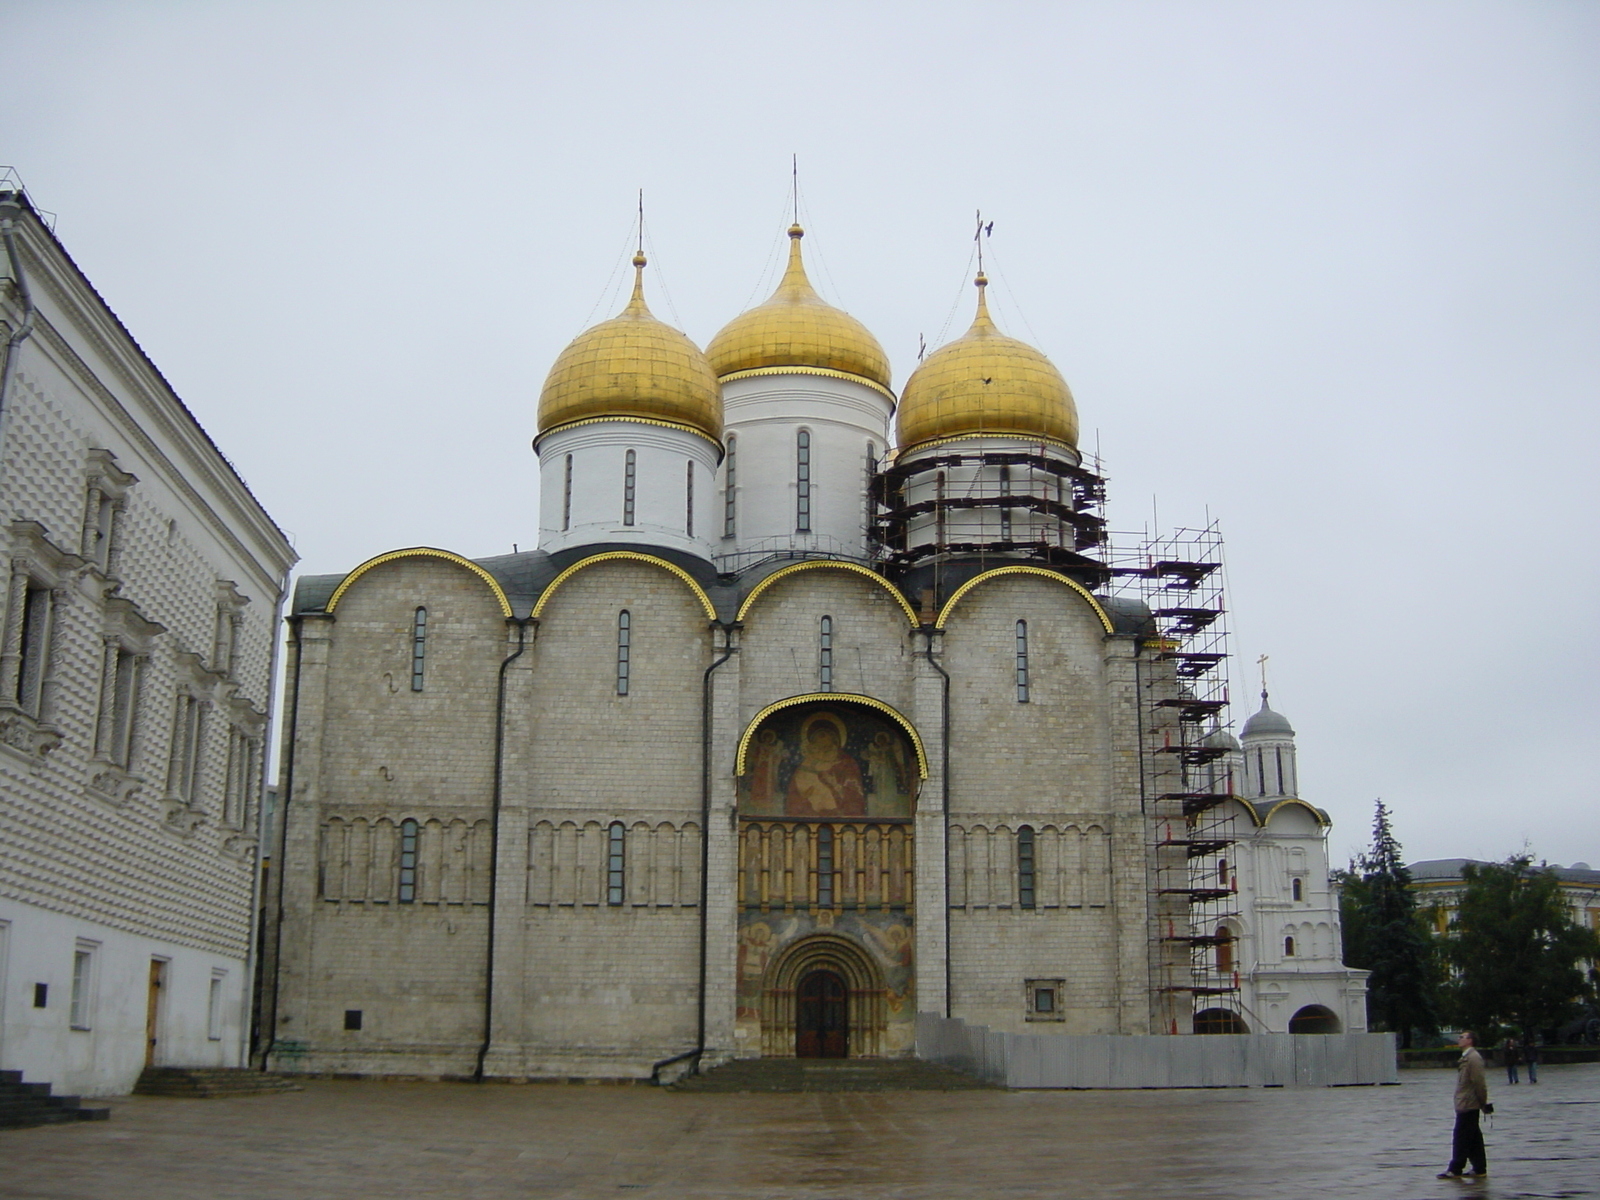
[7,1,1597,868]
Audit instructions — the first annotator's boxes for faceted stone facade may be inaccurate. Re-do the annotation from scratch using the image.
[264,549,1167,1079]
[0,192,296,1095]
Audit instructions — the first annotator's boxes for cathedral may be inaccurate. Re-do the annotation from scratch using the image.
[261,221,1362,1081]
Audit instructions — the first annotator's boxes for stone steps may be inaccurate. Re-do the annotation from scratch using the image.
[670,1057,994,1093]
[133,1067,303,1098]
[0,1069,111,1129]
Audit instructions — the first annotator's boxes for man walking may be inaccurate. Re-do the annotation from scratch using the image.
[1439,1030,1490,1179]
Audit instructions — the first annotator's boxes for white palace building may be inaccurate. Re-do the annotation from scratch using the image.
[0,188,295,1097]
[261,222,1366,1081]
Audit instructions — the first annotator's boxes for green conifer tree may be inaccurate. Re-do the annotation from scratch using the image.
[1336,800,1438,1047]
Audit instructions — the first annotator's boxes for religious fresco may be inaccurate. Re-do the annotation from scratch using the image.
[740,704,918,819]
[735,910,917,1055]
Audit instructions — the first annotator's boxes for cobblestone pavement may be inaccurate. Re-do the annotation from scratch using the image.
[1,1063,1594,1199]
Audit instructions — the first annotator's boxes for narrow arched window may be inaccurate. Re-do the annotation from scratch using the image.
[816,824,834,907]
[398,819,419,903]
[1015,620,1030,703]
[935,470,947,546]
[1216,926,1234,973]
[1218,858,1229,886]
[1284,935,1296,957]
[1017,826,1036,909]
[1292,876,1303,902]
[1275,746,1286,794]
[562,454,573,531]
[616,610,631,696]
[865,441,877,532]
[410,607,427,691]
[685,459,695,537]
[623,449,637,526]
[796,430,812,532]
[607,822,626,905]
[819,615,833,690]
[999,465,1013,540]
[723,435,737,538]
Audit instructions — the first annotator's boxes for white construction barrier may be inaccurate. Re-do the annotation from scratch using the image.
[915,1013,1398,1088]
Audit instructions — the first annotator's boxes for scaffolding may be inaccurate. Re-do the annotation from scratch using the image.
[1110,521,1242,1034]
[870,445,1109,577]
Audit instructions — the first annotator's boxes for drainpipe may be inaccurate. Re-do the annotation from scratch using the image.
[475,617,529,1082]
[0,191,39,475]
[918,626,953,1018]
[261,614,304,1068]
[652,622,735,1085]
[240,572,291,1069]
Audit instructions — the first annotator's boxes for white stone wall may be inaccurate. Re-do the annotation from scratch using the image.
[1217,798,1369,1035]
[717,374,891,568]
[271,550,1161,1077]
[537,419,722,560]
[0,199,295,1095]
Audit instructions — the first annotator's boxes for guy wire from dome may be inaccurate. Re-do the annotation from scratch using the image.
[895,252,1079,454]
[536,234,723,449]
[705,220,893,392]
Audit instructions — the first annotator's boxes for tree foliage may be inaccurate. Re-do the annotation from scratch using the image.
[1445,854,1600,1041]
[1336,800,1439,1047]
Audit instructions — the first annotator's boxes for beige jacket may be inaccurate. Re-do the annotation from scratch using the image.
[1454,1047,1489,1113]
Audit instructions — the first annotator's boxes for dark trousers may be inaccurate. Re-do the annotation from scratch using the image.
[1448,1109,1486,1175]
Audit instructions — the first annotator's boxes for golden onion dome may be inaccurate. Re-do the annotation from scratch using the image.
[537,253,722,444]
[896,272,1078,452]
[705,225,892,391]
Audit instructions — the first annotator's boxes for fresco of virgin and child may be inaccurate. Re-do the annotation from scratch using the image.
[740,704,918,819]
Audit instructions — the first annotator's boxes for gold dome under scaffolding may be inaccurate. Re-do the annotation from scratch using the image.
[705,225,893,393]
[537,253,723,445]
[895,273,1078,452]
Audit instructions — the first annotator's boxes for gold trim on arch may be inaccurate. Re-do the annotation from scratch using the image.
[532,414,726,458]
[326,548,513,617]
[736,561,918,626]
[531,551,717,621]
[735,693,928,779]
[718,365,897,404]
[1235,796,1330,829]
[935,566,1113,634]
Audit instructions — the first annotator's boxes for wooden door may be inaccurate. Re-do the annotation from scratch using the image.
[796,969,848,1058]
[145,960,165,1067]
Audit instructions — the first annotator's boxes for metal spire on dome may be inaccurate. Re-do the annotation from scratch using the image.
[969,211,998,331]
[625,189,650,314]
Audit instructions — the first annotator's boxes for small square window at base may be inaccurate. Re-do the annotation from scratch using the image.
[344,1009,363,1031]
[1025,978,1067,1021]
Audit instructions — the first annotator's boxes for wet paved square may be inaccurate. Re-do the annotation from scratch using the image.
[1,1064,1594,1199]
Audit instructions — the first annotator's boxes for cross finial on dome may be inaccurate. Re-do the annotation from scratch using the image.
[1257,653,1270,707]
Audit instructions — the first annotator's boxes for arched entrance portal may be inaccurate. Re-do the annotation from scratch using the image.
[1289,1005,1341,1034]
[761,934,888,1058]
[1194,1007,1250,1034]
[796,970,849,1057]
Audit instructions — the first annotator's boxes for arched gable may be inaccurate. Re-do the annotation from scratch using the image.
[1261,799,1331,829]
[326,547,513,617]
[736,561,918,627]
[735,692,929,780]
[531,550,716,621]
[935,565,1113,633]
